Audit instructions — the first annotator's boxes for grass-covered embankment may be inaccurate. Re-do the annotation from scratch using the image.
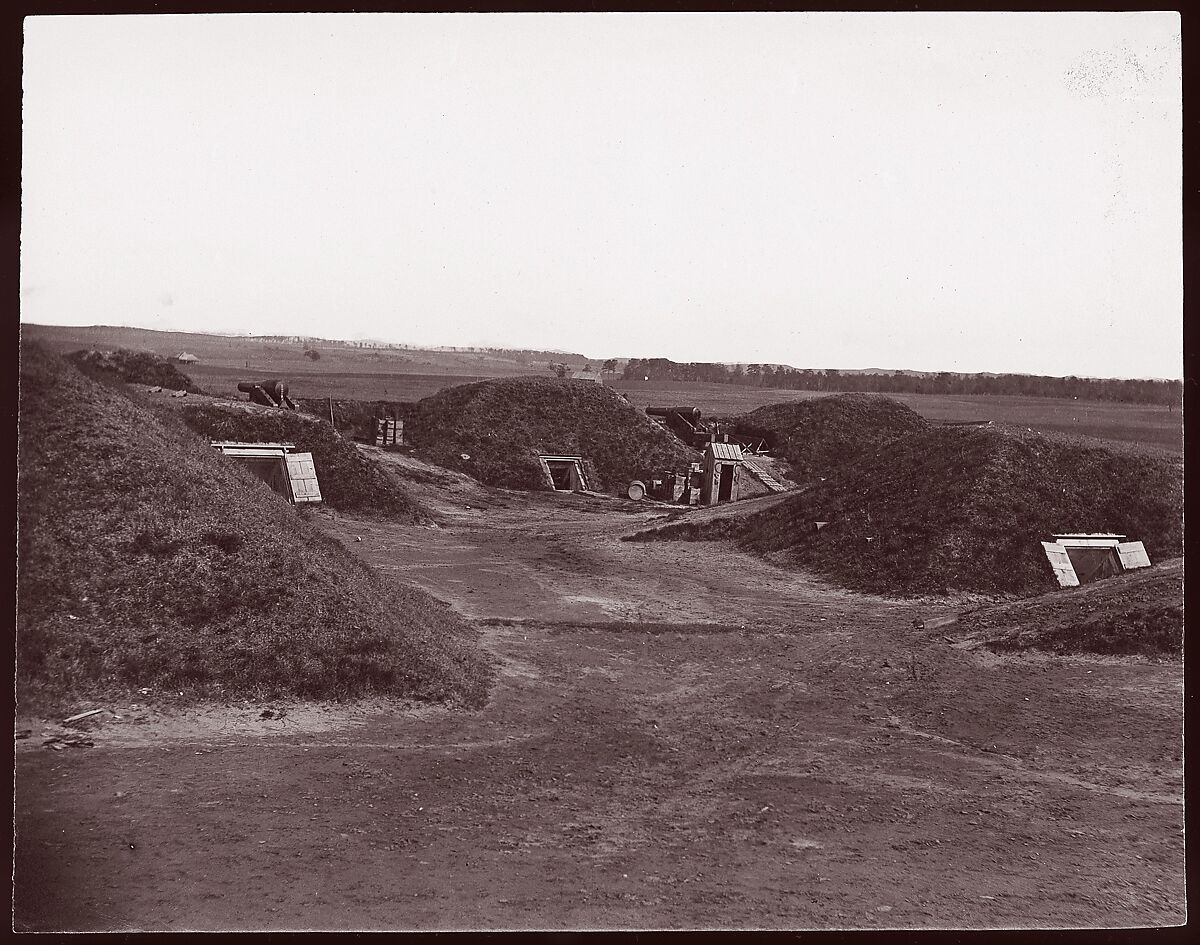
[631,423,1182,597]
[959,558,1183,657]
[405,376,700,491]
[730,393,930,484]
[178,402,429,521]
[66,347,205,393]
[17,343,492,710]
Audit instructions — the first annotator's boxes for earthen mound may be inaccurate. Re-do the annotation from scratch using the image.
[632,424,1182,597]
[17,343,491,709]
[178,402,428,521]
[405,376,699,491]
[957,557,1182,657]
[66,347,203,393]
[731,393,930,484]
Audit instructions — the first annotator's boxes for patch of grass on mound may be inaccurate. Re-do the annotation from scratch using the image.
[730,393,930,484]
[66,348,204,393]
[959,559,1182,657]
[177,403,428,521]
[1003,604,1184,657]
[404,376,699,491]
[632,424,1182,597]
[17,343,491,710]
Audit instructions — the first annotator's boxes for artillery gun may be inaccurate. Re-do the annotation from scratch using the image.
[237,379,296,410]
[644,405,770,454]
[645,405,708,447]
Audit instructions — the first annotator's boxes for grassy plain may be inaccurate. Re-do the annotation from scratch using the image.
[614,380,1181,455]
[22,322,1181,454]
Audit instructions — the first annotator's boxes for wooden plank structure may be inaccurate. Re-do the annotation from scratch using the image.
[538,455,589,492]
[701,442,744,505]
[1051,533,1124,584]
[1041,534,1152,587]
[741,458,787,493]
[1116,541,1152,570]
[210,441,323,505]
[1041,541,1081,587]
[284,452,323,503]
[375,417,402,447]
[649,472,687,502]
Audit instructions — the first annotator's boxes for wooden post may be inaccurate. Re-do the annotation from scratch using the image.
[328,396,335,427]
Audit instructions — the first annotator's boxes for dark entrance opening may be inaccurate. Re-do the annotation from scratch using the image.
[1063,546,1123,584]
[229,455,292,500]
[717,463,734,501]
[539,455,588,492]
[547,461,574,491]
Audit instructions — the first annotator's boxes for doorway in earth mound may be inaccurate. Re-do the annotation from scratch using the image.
[237,455,292,497]
[1063,546,1124,583]
[539,456,588,492]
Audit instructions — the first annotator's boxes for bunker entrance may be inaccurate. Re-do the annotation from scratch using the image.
[1063,546,1123,583]
[538,455,589,492]
[1041,534,1150,588]
[239,455,292,496]
[548,462,574,490]
[210,441,323,505]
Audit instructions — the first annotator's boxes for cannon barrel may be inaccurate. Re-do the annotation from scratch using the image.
[238,380,288,395]
[645,406,701,421]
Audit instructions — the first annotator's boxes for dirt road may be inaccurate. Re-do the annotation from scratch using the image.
[14,457,1185,930]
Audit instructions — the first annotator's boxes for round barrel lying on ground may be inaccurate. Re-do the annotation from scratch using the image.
[627,480,646,500]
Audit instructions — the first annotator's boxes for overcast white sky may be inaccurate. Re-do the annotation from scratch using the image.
[21,12,1181,377]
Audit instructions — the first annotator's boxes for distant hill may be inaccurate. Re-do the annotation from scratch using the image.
[22,324,1181,391]
[21,324,606,388]
[839,368,941,377]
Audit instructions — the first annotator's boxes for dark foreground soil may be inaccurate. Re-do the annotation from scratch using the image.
[14,449,1184,931]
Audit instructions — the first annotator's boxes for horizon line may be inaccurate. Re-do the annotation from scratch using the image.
[18,320,1184,384]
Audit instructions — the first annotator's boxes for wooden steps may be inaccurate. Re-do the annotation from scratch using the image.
[741,459,787,493]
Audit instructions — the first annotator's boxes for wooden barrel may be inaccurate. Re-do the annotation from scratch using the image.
[627,480,646,500]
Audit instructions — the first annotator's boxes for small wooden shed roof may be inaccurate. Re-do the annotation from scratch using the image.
[705,442,744,462]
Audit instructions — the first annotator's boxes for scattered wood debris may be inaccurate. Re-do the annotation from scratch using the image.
[63,708,106,726]
[43,734,94,751]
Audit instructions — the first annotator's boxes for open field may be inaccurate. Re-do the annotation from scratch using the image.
[21,323,535,402]
[613,381,1181,455]
[23,323,1180,455]
[14,448,1184,931]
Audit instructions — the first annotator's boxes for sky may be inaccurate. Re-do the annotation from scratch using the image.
[21,12,1182,378]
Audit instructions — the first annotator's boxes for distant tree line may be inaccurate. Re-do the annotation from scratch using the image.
[621,358,1181,406]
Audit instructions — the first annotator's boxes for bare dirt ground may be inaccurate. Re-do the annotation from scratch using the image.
[14,450,1184,931]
